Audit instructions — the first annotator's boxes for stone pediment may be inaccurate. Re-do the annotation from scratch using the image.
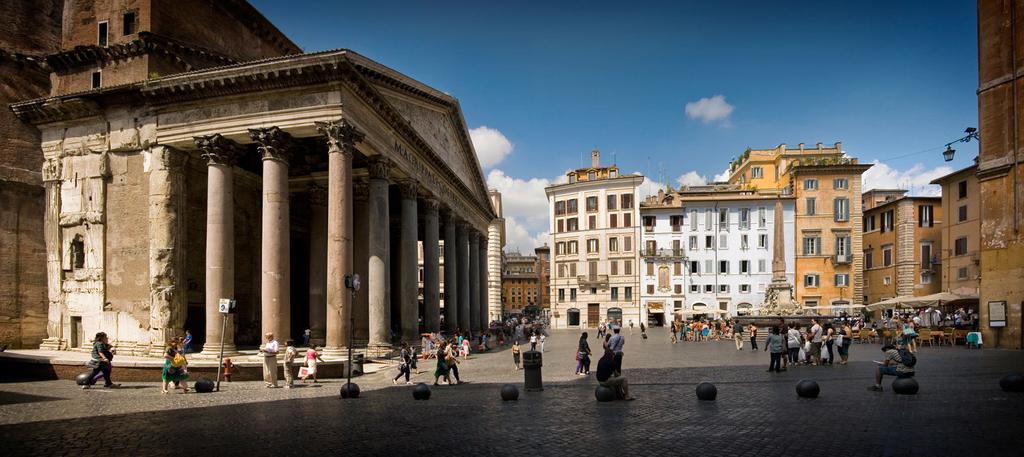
[375,88,486,201]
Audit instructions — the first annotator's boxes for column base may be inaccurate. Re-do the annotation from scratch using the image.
[321,346,348,358]
[38,337,65,351]
[194,343,239,359]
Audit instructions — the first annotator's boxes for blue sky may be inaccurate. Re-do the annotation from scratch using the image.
[251,0,980,251]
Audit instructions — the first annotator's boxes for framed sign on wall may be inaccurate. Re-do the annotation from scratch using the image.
[988,301,1007,328]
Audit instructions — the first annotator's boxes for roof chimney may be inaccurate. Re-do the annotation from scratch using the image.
[591,148,600,168]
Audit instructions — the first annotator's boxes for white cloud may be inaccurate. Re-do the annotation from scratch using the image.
[637,174,668,200]
[861,160,953,196]
[486,169,558,251]
[469,126,513,169]
[685,95,734,125]
[712,166,732,183]
[676,171,708,188]
[504,217,550,253]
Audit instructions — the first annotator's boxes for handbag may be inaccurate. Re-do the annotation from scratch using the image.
[171,353,186,368]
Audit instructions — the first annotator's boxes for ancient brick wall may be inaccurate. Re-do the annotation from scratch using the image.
[151,0,299,61]
[0,0,62,349]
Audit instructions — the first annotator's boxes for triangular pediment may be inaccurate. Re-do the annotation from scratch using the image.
[372,86,488,201]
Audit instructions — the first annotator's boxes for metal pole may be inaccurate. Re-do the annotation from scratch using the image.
[215,313,226,392]
[347,289,355,386]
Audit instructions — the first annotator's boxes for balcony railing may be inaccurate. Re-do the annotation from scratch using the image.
[576,274,609,287]
[641,248,686,259]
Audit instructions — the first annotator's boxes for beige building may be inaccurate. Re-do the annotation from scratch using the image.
[930,165,981,296]
[11,0,497,355]
[861,190,943,305]
[545,149,643,328]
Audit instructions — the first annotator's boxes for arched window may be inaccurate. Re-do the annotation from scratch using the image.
[737,303,753,316]
[607,307,622,323]
[567,308,580,326]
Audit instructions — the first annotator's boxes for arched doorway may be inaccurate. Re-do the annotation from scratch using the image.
[567,308,581,326]
[692,303,708,320]
[607,307,623,326]
[737,303,753,316]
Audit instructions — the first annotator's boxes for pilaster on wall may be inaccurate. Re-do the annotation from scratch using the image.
[895,200,916,297]
[851,175,864,306]
[487,220,503,320]
[147,146,188,356]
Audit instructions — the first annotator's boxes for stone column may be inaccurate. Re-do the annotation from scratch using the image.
[398,180,419,343]
[249,127,292,341]
[457,224,471,333]
[316,120,363,354]
[38,158,64,351]
[479,235,489,330]
[307,184,327,347]
[469,231,481,332]
[443,212,458,333]
[352,181,370,343]
[194,135,239,356]
[422,199,441,333]
[367,158,392,348]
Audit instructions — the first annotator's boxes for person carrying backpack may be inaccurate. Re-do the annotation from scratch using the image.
[868,343,916,391]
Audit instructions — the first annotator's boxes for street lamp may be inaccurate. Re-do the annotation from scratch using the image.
[943,127,980,162]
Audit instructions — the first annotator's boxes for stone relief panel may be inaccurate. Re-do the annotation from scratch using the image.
[378,90,477,192]
[105,152,152,329]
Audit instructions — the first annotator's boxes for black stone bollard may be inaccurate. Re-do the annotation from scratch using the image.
[194,378,215,393]
[413,383,431,400]
[696,382,717,401]
[340,382,360,399]
[75,372,92,386]
[892,377,919,395]
[796,379,820,398]
[595,385,615,402]
[500,384,520,401]
[1000,373,1024,392]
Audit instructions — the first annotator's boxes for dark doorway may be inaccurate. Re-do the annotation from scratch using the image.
[70,316,82,348]
[290,231,310,344]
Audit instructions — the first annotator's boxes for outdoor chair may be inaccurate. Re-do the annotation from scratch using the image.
[918,328,932,346]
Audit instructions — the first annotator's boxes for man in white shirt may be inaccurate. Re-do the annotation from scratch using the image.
[608,327,625,354]
[810,319,823,366]
[261,332,280,388]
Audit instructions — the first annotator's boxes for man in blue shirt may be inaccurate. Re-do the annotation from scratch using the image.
[607,326,625,354]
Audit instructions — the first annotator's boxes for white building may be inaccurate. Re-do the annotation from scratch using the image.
[639,187,795,323]
[545,150,643,329]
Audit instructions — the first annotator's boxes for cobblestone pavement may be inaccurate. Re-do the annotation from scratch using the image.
[2,328,1023,456]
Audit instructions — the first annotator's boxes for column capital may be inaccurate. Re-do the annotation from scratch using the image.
[248,126,293,164]
[367,157,391,180]
[308,183,327,207]
[315,119,365,156]
[422,197,441,214]
[398,179,418,199]
[194,133,240,166]
[41,157,62,182]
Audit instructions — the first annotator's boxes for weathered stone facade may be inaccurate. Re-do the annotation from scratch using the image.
[10,1,498,354]
[977,0,1024,349]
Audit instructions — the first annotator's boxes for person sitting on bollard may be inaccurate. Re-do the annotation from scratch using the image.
[595,349,635,401]
[868,343,916,391]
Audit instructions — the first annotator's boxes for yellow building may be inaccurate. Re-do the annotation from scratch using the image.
[727,143,871,310]
[861,190,943,305]
[930,165,981,297]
